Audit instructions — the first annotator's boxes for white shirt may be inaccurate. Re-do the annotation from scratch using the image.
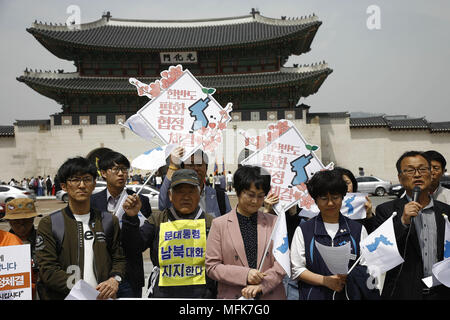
[290,222,368,281]
[226,174,233,183]
[73,213,97,288]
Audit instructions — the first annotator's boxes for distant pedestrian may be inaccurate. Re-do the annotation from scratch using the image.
[226,171,233,192]
[45,176,53,196]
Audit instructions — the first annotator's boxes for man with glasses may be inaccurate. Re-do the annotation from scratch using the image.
[366,151,450,300]
[424,150,450,204]
[35,157,126,300]
[91,150,151,298]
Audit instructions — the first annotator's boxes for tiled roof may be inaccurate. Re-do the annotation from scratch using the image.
[13,120,50,127]
[17,64,332,93]
[27,13,321,51]
[349,116,386,127]
[385,118,428,130]
[429,122,450,132]
[0,126,14,136]
[350,115,450,132]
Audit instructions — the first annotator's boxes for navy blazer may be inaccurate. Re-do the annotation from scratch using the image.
[90,187,152,296]
[91,188,152,218]
[367,196,450,300]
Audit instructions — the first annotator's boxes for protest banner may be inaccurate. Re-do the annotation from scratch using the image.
[240,120,332,212]
[0,244,32,300]
[129,65,232,161]
[158,217,207,287]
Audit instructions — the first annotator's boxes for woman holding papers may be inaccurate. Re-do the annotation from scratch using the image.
[205,165,286,299]
[290,169,372,300]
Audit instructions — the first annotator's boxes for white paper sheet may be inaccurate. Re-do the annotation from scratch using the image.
[314,241,351,274]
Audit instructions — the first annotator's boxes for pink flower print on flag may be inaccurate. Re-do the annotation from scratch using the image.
[160,65,183,89]
[299,194,315,209]
[149,81,161,97]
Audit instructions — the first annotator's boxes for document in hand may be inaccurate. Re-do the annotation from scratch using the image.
[314,241,351,275]
[65,280,101,300]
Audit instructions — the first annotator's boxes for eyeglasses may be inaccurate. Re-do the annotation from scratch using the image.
[401,167,430,176]
[109,166,130,174]
[243,191,266,201]
[66,176,94,186]
[317,195,342,203]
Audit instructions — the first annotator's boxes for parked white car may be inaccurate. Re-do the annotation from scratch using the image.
[356,176,392,196]
[56,181,107,203]
[125,184,160,212]
[0,185,36,203]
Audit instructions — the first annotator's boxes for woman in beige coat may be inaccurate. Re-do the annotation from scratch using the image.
[205,166,286,299]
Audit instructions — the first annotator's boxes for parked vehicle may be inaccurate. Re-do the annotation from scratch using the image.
[0,185,36,203]
[389,184,405,197]
[356,176,392,196]
[56,181,107,203]
[125,184,160,212]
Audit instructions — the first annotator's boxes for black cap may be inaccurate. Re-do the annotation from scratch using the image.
[171,169,200,188]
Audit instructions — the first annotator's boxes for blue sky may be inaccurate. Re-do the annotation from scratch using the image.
[0,0,448,125]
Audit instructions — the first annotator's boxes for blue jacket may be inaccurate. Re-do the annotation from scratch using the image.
[158,176,231,218]
[298,213,362,300]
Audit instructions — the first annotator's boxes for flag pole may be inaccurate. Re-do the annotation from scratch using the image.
[347,255,363,275]
[258,204,283,272]
[136,169,155,195]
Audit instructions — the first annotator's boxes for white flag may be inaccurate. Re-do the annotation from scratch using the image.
[298,193,368,220]
[359,212,404,278]
[114,190,147,229]
[443,214,450,260]
[131,144,176,171]
[122,114,156,141]
[271,205,291,277]
[429,214,450,288]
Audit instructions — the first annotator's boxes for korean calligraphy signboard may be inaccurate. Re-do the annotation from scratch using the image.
[0,244,32,300]
[158,219,207,286]
[160,52,198,64]
[240,120,333,213]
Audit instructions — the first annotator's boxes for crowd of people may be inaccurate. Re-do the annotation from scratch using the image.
[1,147,449,300]
[3,176,61,196]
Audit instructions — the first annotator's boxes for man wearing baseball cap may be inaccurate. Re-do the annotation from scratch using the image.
[121,169,217,298]
[3,198,42,299]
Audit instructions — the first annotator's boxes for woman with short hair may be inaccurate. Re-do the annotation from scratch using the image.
[290,169,369,300]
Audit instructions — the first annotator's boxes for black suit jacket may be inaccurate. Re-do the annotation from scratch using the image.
[90,188,152,296]
[366,196,450,300]
[91,188,152,218]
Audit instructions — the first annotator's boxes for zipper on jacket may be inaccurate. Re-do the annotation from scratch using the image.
[76,221,83,279]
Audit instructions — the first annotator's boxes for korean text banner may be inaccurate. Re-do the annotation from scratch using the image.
[0,244,32,300]
[137,68,231,161]
[241,125,329,212]
[158,219,207,287]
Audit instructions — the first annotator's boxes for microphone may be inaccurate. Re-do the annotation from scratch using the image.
[412,185,421,203]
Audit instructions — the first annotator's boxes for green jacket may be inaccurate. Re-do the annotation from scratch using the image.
[35,206,126,300]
